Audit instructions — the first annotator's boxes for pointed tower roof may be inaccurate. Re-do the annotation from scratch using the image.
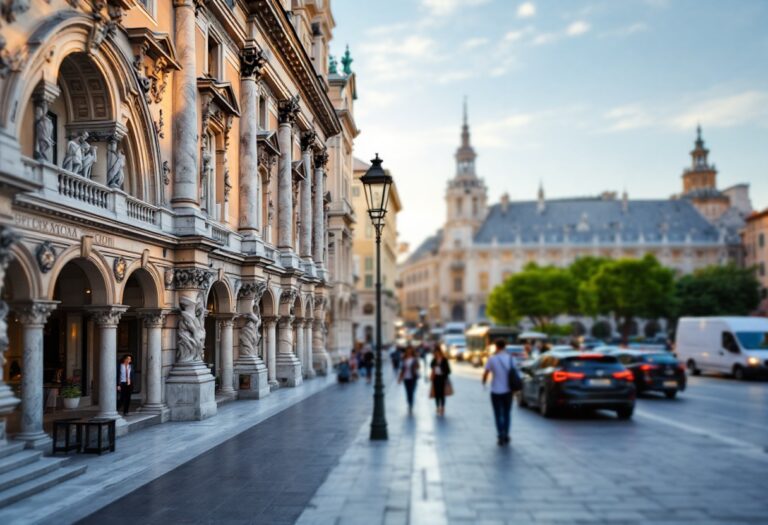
[454,97,477,177]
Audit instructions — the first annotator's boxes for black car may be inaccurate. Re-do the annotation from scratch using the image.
[519,351,636,419]
[609,349,686,398]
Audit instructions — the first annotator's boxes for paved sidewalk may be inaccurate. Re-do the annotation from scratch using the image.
[0,375,337,525]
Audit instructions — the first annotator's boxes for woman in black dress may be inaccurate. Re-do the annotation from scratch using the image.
[430,348,452,416]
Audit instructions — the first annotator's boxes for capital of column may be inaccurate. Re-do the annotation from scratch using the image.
[278,95,300,124]
[240,43,267,80]
[216,315,235,328]
[89,305,129,327]
[263,316,279,328]
[138,309,170,328]
[300,130,317,152]
[313,148,328,168]
[14,300,58,327]
[278,316,294,329]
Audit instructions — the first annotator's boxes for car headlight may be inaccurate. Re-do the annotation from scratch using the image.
[747,356,760,366]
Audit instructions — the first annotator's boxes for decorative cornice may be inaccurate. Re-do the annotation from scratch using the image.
[166,268,214,290]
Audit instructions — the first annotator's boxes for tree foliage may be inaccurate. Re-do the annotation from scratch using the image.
[675,265,760,317]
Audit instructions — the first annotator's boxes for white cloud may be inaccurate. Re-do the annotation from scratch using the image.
[517,2,536,18]
[504,29,526,42]
[532,32,558,45]
[566,21,591,36]
[421,0,490,16]
[462,37,490,49]
[436,71,473,84]
[604,105,654,131]
[670,91,768,129]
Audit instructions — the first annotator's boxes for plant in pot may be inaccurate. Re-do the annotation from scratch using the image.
[61,377,82,409]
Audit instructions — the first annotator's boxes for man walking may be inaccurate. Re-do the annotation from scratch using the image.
[482,339,515,445]
[117,354,134,416]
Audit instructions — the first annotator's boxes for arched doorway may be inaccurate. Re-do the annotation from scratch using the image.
[204,280,233,392]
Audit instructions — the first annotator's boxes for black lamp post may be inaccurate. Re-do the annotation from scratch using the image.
[360,153,393,441]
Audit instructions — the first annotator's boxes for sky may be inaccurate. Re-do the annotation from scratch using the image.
[329,0,768,252]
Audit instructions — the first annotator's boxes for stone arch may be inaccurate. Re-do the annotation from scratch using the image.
[5,244,41,302]
[120,262,163,308]
[5,13,162,203]
[45,246,113,304]
[207,280,234,314]
[261,287,278,317]
[303,294,314,320]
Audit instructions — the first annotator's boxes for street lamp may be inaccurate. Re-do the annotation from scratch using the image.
[360,153,393,441]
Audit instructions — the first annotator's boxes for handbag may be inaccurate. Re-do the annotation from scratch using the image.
[444,379,454,397]
[506,357,523,393]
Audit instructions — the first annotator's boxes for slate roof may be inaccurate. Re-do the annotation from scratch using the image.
[405,230,443,264]
[473,198,728,245]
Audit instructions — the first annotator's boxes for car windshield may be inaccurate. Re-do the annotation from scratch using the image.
[643,353,678,364]
[563,355,619,369]
[735,332,768,350]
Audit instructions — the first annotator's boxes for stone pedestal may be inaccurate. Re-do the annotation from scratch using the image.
[165,361,217,421]
[234,356,269,399]
[277,318,302,387]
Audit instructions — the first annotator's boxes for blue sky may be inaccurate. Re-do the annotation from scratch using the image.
[330,0,768,251]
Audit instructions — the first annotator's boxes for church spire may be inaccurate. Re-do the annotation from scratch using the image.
[455,96,477,177]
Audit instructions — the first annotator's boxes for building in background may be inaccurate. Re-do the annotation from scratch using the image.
[744,209,768,315]
[0,0,359,500]
[351,158,402,346]
[398,107,749,334]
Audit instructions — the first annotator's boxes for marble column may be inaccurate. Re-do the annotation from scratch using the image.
[276,315,302,387]
[172,0,199,208]
[0,227,20,450]
[304,318,315,379]
[92,306,129,421]
[295,320,305,378]
[300,133,314,261]
[264,317,279,390]
[139,310,169,422]
[218,317,236,398]
[313,150,328,266]
[277,97,299,251]
[238,45,266,239]
[15,301,57,450]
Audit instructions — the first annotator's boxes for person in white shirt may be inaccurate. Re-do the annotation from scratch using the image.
[482,339,515,445]
[116,355,134,416]
[398,346,420,413]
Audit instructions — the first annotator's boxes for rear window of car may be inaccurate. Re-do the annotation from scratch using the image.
[563,355,620,369]
[643,353,678,364]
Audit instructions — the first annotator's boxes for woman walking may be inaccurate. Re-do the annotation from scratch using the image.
[430,348,452,416]
[398,346,420,413]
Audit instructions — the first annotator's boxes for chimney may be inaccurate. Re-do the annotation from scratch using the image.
[500,192,510,214]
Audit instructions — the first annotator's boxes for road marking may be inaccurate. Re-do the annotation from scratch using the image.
[635,409,768,461]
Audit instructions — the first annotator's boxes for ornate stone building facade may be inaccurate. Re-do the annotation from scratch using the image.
[351,157,401,346]
[744,208,768,316]
[0,0,357,497]
[399,108,749,332]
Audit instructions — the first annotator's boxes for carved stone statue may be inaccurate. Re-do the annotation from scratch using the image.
[34,101,53,162]
[81,143,97,179]
[106,150,125,188]
[177,295,206,363]
[201,147,213,211]
[62,132,88,174]
[239,307,262,357]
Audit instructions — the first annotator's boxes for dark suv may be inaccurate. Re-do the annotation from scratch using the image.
[519,351,636,419]
[609,349,686,398]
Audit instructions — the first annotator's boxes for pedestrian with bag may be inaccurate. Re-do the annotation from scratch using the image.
[482,339,522,445]
[398,346,420,414]
[429,347,452,416]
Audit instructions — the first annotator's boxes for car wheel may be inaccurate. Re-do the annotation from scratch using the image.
[616,406,634,419]
[538,390,553,418]
[732,365,745,381]
[517,392,528,408]
[664,389,677,399]
[687,359,701,376]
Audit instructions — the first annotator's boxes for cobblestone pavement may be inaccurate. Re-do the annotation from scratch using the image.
[298,364,768,525]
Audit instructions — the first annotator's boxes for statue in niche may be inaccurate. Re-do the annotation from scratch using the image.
[177,295,206,363]
[62,132,88,174]
[81,142,97,179]
[200,147,213,211]
[34,101,53,162]
[107,149,125,188]
[239,305,262,357]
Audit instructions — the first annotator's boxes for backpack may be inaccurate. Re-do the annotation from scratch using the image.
[504,355,523,393]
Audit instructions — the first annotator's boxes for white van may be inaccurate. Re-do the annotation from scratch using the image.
[675,317,768,379]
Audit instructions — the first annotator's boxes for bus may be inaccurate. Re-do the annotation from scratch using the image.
[465,326,520,367]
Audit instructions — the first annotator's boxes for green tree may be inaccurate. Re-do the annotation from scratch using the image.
[580,254,675,344]
[675,265,760,317]
[570,256,609,315]
[487,264,576,328]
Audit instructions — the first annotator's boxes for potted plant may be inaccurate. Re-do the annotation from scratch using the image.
[61,377,82,409]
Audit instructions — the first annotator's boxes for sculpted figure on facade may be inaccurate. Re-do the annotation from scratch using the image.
[106,150,125,188]
[62,132,88,174]
[34,100,53,162]
[177,295,206,363]
[81,142,97,179]
[239,307,262,357]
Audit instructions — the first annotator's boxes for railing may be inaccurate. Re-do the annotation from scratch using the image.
[126,196,158,224]
[210,224,229,245]
[58,170,109,209]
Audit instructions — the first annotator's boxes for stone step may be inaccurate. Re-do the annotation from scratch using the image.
[116,413,161,438]
[0,442,26,460]
[0,449,42,475]
[0,463,87,509]
[0,456,71,492]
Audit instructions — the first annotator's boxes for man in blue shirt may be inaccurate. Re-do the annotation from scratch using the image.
[482,339,515,445]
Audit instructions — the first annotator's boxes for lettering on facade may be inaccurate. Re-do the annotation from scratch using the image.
[14,213,115,248]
